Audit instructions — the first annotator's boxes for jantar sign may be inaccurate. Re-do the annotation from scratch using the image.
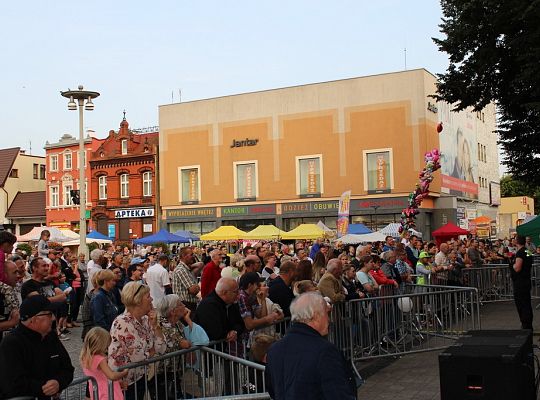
[230,138,259,148]
[115,208,154,219]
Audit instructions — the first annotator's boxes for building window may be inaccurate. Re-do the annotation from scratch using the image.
[234,161,258,200]
[142,171,152,197]
[50,186,59,207]
[33,164,38,179]
[64,152,72,170]
[120,174,129,198]
[9,169,18,178]
[40,164,46,180]
[121,140,128,155]
[98,176,107,200]
[64,184,73,206]
[363,149,394,194]
[179,166,200,204]
[296,155,323,198]
[50,155,58,172]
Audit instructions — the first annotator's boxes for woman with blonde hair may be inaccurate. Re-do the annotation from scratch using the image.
[108,281,166,400]
[80,327,128,400]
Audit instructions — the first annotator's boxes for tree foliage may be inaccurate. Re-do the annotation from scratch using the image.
[500,175,540,215]
[434,0,540,184]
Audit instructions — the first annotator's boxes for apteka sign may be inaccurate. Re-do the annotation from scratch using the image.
[115,208,154,219]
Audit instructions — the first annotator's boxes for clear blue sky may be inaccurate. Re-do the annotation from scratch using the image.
[1,1,447,155]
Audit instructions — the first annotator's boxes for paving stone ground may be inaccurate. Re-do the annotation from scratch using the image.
[356,300,540,400]
[63,301,540,399]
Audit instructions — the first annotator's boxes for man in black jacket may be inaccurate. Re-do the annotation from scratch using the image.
[0,295,74,399]
[268,261,296,317]
[266,292,356,399]
[194,277,245,342]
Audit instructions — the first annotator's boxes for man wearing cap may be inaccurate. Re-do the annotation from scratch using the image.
[0,295,74,399]
[416,251,444,285]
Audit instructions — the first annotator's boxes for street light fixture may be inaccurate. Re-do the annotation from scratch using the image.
[60,85,100,259]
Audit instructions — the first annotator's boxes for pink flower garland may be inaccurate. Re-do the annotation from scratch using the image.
[399,148,441,236]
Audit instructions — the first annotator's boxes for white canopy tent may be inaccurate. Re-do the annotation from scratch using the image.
[63,237,112,246]
[379,223,423,239]
[17,227,73,243]
[337,231,387,244]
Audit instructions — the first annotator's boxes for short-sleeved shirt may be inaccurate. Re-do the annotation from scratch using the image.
[238,289,260,319]
[145,263,171,307]
[0,283,19,325]
[171,262,198,304]
[82,354,123,400]
[512,247,532,289]
[20,279,56,300]
[356,270,376,287]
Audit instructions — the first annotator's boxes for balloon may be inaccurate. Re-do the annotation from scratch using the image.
[398,297,413,312]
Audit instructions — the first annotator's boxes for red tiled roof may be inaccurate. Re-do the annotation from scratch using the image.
[6,191,46,218]
[0,147,20,187]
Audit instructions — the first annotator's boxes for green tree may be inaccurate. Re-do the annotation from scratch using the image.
[500,175,540,215]
[434,0,540,184]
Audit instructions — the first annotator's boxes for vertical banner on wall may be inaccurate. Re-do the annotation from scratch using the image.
[188,170,198,201]
[308,159,318,193]
[376,155,387,190]
[337,190,351,238]
[245,164,253,198]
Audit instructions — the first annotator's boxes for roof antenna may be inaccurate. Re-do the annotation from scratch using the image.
[404,47,407,70]
[29,140,32,155]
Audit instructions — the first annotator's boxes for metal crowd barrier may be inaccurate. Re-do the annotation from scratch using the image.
[110,344,269,399]
[59,376,99,400]
[344,284,480,365]
[461,263,540,303]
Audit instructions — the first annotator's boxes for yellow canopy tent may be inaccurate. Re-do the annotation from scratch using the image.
[281,224,325,240]
[242,224,286,240]
[200,225,247,241]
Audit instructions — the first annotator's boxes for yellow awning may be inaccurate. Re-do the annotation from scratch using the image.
[200,225,247,241]
[281,224,325,240]
[242,224,286,240]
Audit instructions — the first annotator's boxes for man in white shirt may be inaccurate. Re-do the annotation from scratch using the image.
[86,249,104,294]
[145,254,172,307]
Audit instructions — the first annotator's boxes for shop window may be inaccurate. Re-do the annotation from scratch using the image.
[179,166,200,204]
[234,161,258,201]
[296,155,323,198]
[363,149,393,194]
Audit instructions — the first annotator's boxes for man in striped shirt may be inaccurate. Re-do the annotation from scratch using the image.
[172,247,200,315]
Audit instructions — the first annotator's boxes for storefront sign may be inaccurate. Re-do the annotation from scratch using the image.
[230,138,259,148]
[281,201,339,215]
[114,208,155,219]
[166,207,216,220]
[351,197,408,211]
[222,204,276,217]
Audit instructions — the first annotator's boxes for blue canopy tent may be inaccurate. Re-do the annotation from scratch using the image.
[173,230,200,241]
[88,230,113,240]
[133,229,191,245]
[347,223,372,234]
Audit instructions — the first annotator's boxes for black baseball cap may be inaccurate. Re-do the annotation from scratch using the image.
[239,272,264,290]
[20,295,55,321]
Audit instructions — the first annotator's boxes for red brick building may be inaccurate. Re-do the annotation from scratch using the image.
[45,134,103,231]
[90,117,158,241]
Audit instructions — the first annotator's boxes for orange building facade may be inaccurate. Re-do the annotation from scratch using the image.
[89,117,158,241]
[158,69,499,237]
[45,134,103,231]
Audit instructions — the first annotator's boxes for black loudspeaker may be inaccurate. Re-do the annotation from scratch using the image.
[439,330,535,400]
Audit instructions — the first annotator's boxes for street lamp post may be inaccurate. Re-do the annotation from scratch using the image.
[60,86,100,259]
[371,205,380,231]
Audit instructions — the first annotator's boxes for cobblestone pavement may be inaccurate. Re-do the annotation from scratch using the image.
[356,300,540,400]
[63,302,540,398]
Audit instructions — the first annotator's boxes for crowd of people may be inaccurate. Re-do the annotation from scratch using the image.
[0,228,535,399]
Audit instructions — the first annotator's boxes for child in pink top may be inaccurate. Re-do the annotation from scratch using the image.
[80,327,128,400]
